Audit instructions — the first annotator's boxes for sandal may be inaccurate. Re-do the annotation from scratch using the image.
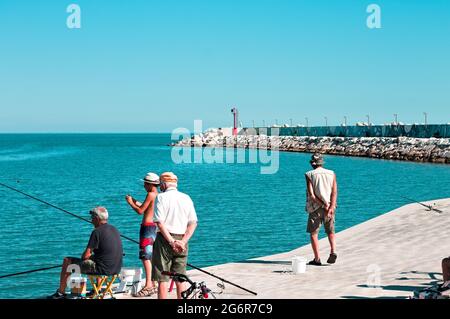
[133,286,157,298]
[307,259,322,266]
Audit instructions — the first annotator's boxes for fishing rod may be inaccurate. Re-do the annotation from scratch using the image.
[0,265,63,279]
[0,182,257,295]
[185,263,257,296]
[400,195,443,214]
[0,182,140,244]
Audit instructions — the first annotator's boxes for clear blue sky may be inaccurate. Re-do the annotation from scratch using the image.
[0,0,449,132]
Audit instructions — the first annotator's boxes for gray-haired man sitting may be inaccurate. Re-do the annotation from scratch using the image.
[48,207,123,299]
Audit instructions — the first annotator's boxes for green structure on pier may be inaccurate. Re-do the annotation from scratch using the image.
[242,124,450,138]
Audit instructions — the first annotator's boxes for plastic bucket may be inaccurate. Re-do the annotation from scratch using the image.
[118,268,143,294]
[70,276,87,296]
[292,256,307,274]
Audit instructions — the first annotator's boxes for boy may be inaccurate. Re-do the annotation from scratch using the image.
[125,172,159,297]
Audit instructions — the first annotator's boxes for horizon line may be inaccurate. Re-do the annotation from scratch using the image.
[0,131,174,134]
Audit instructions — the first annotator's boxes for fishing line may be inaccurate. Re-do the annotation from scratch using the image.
[0,182,257,295]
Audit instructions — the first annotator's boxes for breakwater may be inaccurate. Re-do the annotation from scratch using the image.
[173,130,450,164]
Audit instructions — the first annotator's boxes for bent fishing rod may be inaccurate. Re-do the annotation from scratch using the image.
[0,182,257,296]
[400,195,444,214]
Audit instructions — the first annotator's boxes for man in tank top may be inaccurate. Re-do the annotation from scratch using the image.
[305,153,338,266]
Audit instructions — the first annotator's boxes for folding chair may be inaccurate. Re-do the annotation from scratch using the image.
[87,274,118,299]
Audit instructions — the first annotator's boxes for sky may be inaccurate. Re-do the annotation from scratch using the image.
[0,0,449,132]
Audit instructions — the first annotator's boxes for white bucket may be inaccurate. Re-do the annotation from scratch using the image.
[118,268,143,294]
[291,256,307,274]
[70,276,87,296]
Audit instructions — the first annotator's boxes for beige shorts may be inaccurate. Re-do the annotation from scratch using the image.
[307,207,335,234]
[68,257,97,274]
[151,233,188,282]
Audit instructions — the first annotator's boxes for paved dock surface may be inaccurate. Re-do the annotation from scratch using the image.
[119,199,450,299]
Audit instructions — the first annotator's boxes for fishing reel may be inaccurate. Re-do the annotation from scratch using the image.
[216,281,225,294]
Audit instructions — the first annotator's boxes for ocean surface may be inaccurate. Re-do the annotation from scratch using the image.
[0,133,449,299]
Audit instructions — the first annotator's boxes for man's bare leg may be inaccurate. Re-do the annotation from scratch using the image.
[175,281,186,299]
[142,260,156,289]
[327,233,336,254]
[443,258,450,282]
[58,257,72,293]
[310,233,320,261]
[158,281,167,299]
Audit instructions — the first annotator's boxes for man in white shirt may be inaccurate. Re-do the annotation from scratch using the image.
[305,153,338,266]
[151,172,198,299]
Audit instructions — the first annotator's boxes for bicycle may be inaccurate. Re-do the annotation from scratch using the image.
[162,271,218,299]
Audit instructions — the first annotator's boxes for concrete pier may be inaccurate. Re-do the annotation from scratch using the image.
[183,199,450,299]
[118,199,449,299]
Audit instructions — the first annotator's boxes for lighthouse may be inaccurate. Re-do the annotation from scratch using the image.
[231,107,239,136]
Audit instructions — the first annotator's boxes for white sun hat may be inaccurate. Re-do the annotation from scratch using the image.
[140,172,160,185]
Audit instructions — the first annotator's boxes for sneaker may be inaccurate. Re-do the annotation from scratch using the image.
[47,290,66,299]
[307,259,322,266]
[327,253,338,264]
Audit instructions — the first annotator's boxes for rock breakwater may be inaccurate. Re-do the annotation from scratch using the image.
[173,130,450,164]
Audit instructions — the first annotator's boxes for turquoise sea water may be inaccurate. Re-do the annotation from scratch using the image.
[0,133,449,298]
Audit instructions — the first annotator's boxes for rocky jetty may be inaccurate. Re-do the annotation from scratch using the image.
[173,129,450,164]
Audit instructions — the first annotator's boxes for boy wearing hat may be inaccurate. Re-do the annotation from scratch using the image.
[125,172,160,297]
[305,153,338,266]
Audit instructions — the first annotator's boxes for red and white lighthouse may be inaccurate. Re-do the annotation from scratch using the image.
[231,107,239,136]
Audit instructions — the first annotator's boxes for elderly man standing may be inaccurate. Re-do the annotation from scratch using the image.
[152,172,198,299]
[305,153,338,266]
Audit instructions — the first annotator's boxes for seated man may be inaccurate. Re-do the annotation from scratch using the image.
[48,206,123,299]
[442,257,450,288]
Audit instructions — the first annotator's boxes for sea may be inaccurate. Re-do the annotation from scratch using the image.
[0,133,449,298]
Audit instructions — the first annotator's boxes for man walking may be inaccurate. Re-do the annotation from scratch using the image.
[305,153,338,266]
[125,172,160,297]
[151,172,198,299]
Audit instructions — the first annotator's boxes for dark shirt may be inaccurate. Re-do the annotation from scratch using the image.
[87,223,123,275]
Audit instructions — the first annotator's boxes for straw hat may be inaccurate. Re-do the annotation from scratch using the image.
[159,172,178,183]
